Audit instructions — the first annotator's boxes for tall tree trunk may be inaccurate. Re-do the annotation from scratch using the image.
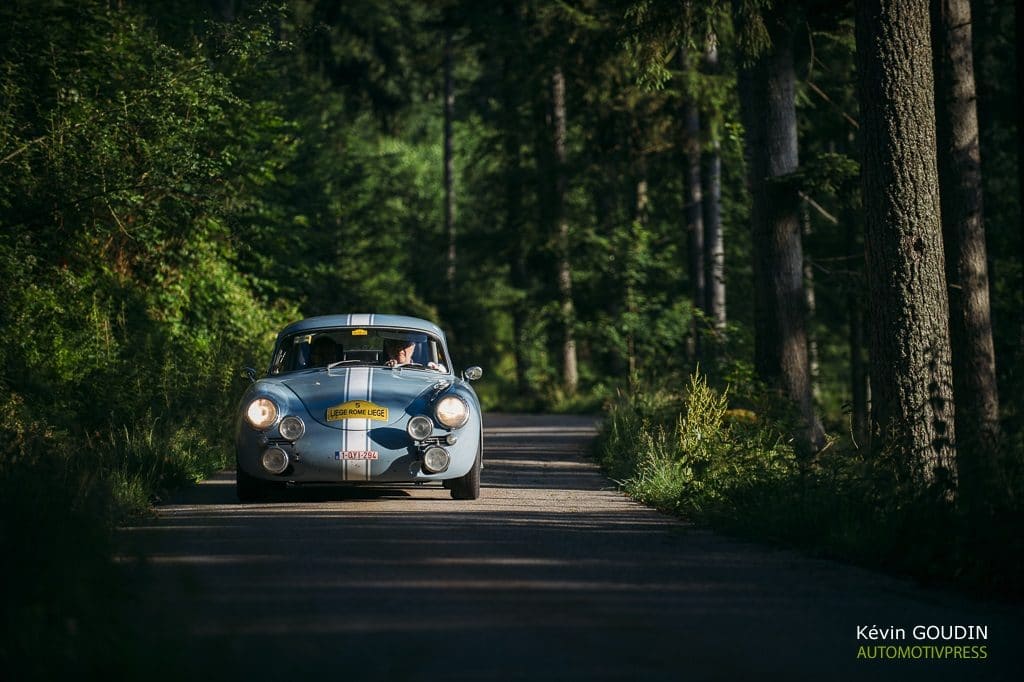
[702,33,726,335]
[681,52,705,362]
[551,65,578,395]
[443,20,456,295]
[932,0,1001,507]
[802,203,821,403]
[1017,0,1024,340]
[502,56,529,399]
[855,0,956,484]
[846,207,870,449]
[704,141,725,329]
[737,14,823,455]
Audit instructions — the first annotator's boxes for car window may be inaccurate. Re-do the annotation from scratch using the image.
[269,328,450,375]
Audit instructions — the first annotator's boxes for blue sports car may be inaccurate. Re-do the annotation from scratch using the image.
[235,314,483,502]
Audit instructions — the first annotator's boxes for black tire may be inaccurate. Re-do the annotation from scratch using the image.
[449,445,481,500]
[236,464,277,503]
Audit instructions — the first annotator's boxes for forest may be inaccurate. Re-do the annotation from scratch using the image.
[1,0,1022,672]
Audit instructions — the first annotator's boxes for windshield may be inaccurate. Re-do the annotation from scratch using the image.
[269,327,450,375]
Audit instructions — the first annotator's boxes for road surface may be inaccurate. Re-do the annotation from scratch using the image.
[119,413,1022,680]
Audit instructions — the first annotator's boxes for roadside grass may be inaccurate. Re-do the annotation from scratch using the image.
[595,372,1024,597]
[0,398,233,679]
[99,419,230,513]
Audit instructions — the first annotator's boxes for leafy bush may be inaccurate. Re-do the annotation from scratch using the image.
[0,1,297,673]
[597,373,796,521]
[596,372,1024,595]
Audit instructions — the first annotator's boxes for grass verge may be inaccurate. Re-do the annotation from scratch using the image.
[594,372,1024,598]
[0,399,230,679]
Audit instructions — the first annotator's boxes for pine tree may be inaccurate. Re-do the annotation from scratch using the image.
[702,32,726,335]
[856,0,957,483]
[932,0,1001,506]
[551,64,579,395]
[737,6,823,454]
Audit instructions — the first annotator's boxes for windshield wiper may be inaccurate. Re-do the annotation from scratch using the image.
[326,360,370,369]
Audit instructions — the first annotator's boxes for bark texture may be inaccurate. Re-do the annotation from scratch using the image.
[551,65,578,395]
[802,205,821,402]
[932,0,1000,503]
[1018,0,1024,320]
[704,140,725,331]
[855,0,956,482]
[702,35,726,333]
[683,87,705,359]
[737,14,823,454]
[846,211,870,449]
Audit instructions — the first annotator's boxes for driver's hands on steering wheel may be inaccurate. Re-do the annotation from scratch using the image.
[387,359,447,371]
[386,359,423,368]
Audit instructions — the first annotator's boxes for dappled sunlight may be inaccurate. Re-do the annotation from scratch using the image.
[116,414,1024,682]
[484,458,596,469]
[193,476,235,486]
[487,427,599,437]
[116,554,283,565]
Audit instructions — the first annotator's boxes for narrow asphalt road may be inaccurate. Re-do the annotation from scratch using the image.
[119,413,1022,681]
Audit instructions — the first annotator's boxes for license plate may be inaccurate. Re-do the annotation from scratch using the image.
[335,450,379,460]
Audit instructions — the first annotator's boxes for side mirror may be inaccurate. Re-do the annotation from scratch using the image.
[463,366,483,381]
[240,367,258,384]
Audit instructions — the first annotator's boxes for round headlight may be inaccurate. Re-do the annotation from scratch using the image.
[279,416,305,441]
[246,397,278,430]
[261,447,289,474]
[422,446,451,474]
[434,395,469,429]
[407,415,433,441]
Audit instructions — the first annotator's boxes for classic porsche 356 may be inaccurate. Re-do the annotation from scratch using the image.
[235,314,483,502]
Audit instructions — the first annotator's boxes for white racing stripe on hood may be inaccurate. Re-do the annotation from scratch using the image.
[336,315,376,481]
[340,366,372,481]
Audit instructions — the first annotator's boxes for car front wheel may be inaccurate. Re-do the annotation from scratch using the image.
[449,445,481,500]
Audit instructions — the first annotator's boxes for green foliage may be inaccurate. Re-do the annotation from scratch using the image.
[0,0,298,671]
[0,393,162,678]
[597,373,1024,594]
[624,0,738,90]
[597,372,796,520]
[0,0,1021,667]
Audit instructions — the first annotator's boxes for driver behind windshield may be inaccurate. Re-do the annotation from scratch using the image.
[383,338,415,367]
[383,338,446,372]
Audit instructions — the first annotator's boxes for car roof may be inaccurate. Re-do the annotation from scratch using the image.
[278,314,446,340]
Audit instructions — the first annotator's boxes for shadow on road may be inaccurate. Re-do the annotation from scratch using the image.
[117,413,1023,682]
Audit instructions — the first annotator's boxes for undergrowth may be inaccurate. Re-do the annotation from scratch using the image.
[595,372,1024,597]
[0,394,234,679]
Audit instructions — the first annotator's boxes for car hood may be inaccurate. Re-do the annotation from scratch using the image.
[278,366,449,430]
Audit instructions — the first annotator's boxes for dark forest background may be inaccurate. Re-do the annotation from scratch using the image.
[1,0,1021,675]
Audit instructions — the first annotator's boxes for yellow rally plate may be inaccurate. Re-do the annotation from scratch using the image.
[326,400,389,422]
